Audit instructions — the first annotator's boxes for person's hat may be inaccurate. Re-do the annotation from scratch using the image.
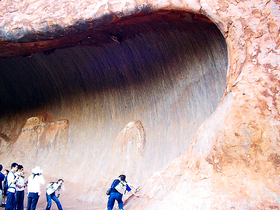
[32,166,43,174]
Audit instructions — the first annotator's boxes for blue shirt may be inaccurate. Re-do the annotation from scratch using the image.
[0,172,5,190]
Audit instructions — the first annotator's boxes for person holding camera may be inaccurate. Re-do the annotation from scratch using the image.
[45,179,64,210]
[15,165,25,210]
[5,162,19,210]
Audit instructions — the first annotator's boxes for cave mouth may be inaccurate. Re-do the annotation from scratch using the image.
[0,10,227,113]
[0,9,227,170]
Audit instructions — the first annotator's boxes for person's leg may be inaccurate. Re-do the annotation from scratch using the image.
[26,194,32,210]
[0,189,2,206]
[15,191,19,210]
[51,194,63,210]
[30,193,39,210]
[3,195,6,205]
[5,192,15,210]
[115,193,124,210]
[5,192,11,210]
[3,187,8,204]
[107,193,117,210]
[18,191,24,210]
[45,193,52,210]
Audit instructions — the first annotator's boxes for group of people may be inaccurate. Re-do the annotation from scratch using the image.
[0,165,9,208]
[0,163,64,210]
[1,163,139,210]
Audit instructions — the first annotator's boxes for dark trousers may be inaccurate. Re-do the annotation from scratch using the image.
[16,190,24,210]
[46,193,63,210]
[107,192,123,210]
[5,191,16,210]
[27,192,39,210]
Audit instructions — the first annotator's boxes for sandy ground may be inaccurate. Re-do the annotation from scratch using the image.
[0,197,106,210]
[0,204,106,210]
[35,204,106,210]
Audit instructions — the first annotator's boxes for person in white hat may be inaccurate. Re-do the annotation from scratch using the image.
[26,167,45,210]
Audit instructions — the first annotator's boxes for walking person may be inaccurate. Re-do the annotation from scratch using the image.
[15,165,25,210]
[107,175,139,210]
[5,162,19,210]
[45,179,64,210]
[26,167,45,210]
[0,164,5,207]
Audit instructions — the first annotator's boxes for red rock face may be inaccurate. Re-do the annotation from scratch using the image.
[0,0,279,209]
[9,113,69,164]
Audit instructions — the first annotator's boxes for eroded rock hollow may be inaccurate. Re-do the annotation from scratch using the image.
[0,0,279,209]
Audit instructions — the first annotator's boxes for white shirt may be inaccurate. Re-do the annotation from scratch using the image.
[46,182,65,195]
[7,171,16,193]
[27,174,45,195]
[15,172,25,192]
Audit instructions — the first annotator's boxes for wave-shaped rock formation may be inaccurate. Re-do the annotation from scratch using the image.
[0,0,279,209]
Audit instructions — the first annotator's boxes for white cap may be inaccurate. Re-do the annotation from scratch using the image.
[31,166,43,174]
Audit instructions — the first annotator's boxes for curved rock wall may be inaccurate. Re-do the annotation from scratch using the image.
[0,13,228,206]
[0,0,279,209]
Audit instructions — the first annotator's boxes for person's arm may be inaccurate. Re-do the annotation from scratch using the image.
[111,179,118,188]
[60,185,65,191]
[56,184,64,198]
[39,175,45,185]
[127,183,141,191]
[15,176,24,189]
[54,183,63,192]
[127,184,140,197]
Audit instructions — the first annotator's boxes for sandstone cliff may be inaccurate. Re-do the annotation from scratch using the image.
[0,0,279,209]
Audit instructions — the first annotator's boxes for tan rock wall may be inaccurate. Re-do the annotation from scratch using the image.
[126,0,280,209]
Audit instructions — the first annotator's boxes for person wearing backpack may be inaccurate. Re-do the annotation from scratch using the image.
[107,175,139,210]
[45,179,64,210]
[0,164,5,207]
[2,169,9,206]
[5,162,19,210]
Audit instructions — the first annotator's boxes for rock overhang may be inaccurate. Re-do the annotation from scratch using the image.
[0,9,215,58]
[0,8,228,116]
